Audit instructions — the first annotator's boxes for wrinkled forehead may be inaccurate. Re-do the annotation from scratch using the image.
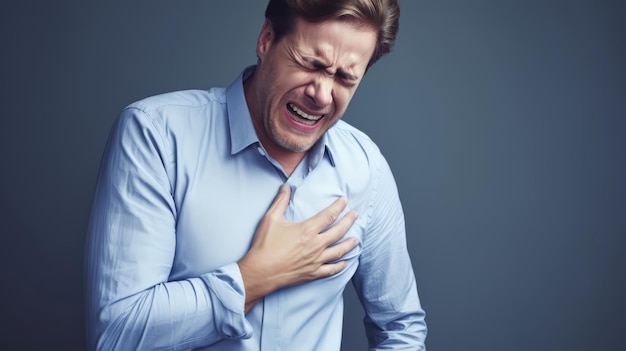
[286,18,377,71]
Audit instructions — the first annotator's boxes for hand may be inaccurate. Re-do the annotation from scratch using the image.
[238,184,359,312]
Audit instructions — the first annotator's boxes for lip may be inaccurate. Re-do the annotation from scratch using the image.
[283,104,324,133]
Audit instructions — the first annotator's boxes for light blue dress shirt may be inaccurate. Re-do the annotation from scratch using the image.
[85,67,427,350]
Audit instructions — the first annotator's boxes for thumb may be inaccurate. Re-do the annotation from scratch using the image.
[266,184,291,219]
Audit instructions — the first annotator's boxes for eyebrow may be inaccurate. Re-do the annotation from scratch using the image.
[308,58,359,81]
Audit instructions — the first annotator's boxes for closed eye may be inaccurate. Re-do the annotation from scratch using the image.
[308,60,358,85]
[336,70,358,83]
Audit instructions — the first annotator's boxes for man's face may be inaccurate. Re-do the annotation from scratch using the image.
[248,17,377,153]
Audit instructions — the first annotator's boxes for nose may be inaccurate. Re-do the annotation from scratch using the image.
[304,75,333,107]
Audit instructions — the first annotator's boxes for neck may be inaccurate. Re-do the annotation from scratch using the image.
[261,141,306,177]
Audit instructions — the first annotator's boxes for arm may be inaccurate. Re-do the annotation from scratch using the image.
[85,108,252,350]
[85,107,360,350]
[352,158,427,350]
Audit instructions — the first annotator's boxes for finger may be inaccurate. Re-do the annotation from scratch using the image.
[266,184,291,218]
[305,196,349,233]
[315,260,348,278]
[319,210,358,245]
[319,237,359,263]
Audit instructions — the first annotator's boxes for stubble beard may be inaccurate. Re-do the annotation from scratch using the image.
[266,115,316,153]
[266,105,346,153]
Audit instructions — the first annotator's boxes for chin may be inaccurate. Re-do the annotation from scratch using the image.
[282,142,314,153]
[276,136,317,153]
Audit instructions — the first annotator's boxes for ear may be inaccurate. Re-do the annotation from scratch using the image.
[256,19,274,61]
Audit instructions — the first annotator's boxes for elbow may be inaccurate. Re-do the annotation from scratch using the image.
[87,306,139,351]
[86,291,155,351]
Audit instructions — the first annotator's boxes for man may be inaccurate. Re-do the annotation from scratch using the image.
[85,0,427,350]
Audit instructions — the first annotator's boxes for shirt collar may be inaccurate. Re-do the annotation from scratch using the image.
[227,66,259,155]
[226,65,336,168]
[308,133,335,170]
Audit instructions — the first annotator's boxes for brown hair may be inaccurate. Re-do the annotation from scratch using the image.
[264,0,400,67]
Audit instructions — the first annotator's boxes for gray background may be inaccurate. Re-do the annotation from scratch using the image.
[1,0,624,350]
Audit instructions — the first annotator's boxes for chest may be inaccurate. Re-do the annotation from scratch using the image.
[168,150,369,280]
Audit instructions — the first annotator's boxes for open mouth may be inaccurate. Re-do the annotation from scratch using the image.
[287,103,324,126]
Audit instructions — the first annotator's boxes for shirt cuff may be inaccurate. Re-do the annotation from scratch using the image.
[200,262,253,340]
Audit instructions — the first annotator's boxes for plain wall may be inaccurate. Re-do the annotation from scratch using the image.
[1,1,624,350]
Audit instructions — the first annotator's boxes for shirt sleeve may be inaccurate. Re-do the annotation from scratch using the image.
[84,107,252,351]
[352,156,428,350]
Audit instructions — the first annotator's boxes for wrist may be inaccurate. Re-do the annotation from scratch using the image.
[237,257,276,310]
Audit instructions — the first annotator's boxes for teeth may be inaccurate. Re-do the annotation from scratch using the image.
[289,103,322,121]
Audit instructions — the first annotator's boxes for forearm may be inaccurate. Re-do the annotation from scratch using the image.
[237,261,271,314]
[87,263,252,351]
[357,265,427,350]
[363,300,427,350]
[357,239,427,349]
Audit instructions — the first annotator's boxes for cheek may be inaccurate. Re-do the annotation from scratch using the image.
[333,88,355,113]
[277,66,309,87]
[271,75,304,105]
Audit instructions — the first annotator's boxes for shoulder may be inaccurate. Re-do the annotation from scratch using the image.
[324,120,393,200]
[326,120,385,167]
[124,88,226,119]
[115,88,228,134]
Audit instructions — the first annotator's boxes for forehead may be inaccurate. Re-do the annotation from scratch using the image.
[285,17,377,70]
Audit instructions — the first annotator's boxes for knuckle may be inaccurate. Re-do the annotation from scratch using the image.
[326,212,338,224]
[332,262,345,275]
[321,264,336,277]
[334,246,345,260]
